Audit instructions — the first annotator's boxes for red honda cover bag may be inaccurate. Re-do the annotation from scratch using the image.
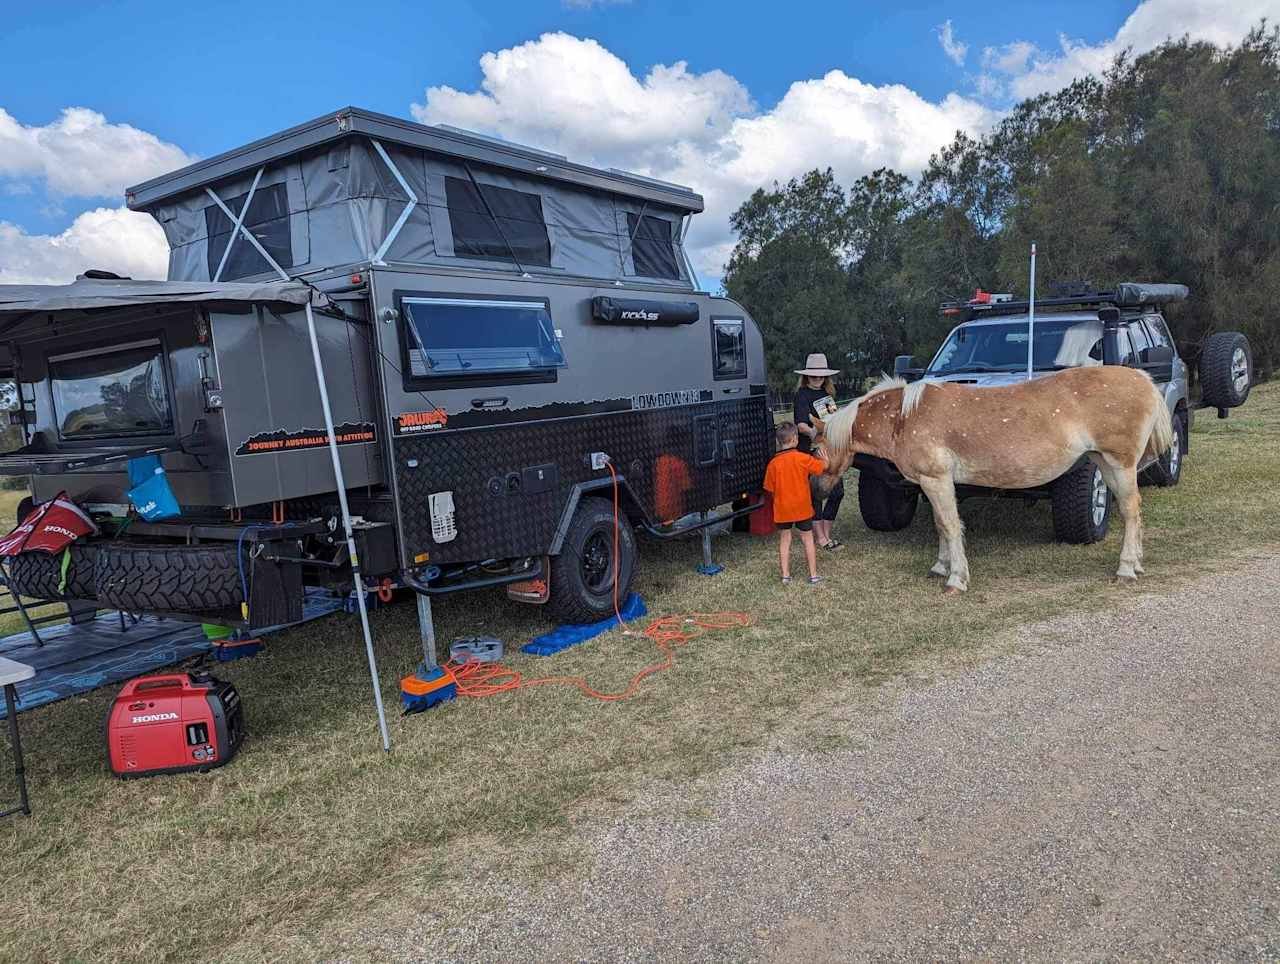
[0,492,98,556]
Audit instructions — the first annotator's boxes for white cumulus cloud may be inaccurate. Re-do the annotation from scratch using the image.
[978,0,1275,100]
[0,207,169,286]
[937,20,969,66]
[413,32,996,278]
[0,107,193,198]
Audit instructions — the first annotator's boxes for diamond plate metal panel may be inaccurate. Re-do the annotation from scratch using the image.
[392,396,769,565]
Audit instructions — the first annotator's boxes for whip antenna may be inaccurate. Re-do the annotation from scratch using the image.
[1027,242,1037,380]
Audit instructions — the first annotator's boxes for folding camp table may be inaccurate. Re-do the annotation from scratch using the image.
[0,656,34,818]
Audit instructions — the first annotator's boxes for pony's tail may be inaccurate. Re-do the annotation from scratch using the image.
[1145,380,1174,459]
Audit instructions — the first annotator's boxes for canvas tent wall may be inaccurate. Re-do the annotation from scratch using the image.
[127,108,703,288]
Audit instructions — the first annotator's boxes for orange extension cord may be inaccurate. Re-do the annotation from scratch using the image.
[443,461,751,702]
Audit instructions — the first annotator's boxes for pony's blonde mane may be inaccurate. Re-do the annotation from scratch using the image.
[823,374,908,458]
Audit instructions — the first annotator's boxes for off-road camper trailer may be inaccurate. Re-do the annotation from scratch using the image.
[0,109,772,646]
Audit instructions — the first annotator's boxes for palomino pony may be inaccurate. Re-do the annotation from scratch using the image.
[821,367,1173,593]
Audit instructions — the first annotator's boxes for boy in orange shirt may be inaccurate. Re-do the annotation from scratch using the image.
[763,422,828,585]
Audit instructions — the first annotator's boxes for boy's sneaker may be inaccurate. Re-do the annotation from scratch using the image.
[808,575,822,586]
[781,576,792,585]
[821,539,844,551]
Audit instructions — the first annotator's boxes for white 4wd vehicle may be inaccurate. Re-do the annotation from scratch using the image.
[856,283,1253,543]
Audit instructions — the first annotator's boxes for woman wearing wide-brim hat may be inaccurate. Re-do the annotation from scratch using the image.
[793,353,844,550]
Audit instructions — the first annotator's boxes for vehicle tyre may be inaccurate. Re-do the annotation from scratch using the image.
[857,473,919,532]
[6,543,99,601]
[546,497,637,624]
[1140,409,1187,487]
[1199,331,1252,409]
[1051,460,1112,544]
[95,543,243,614]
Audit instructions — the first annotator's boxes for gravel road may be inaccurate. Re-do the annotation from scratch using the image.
[385,557,1280,962]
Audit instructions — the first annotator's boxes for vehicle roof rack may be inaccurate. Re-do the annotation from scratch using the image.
[939,282,1188,322]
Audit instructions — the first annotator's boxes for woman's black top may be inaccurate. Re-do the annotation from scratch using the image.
[793,386,837,454]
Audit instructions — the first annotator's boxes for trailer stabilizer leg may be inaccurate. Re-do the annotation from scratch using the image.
[696,512,724,576]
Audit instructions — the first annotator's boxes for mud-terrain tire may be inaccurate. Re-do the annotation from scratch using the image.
[1051,460,1112,544]
[95,543,243,614]
[857,473,919,532]
[1199,331,1252,409]
[6,544,99,601]
[546,497,637,624]
[1140,410,1187,488]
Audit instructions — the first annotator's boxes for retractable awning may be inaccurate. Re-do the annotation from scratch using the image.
[0,276,325,318]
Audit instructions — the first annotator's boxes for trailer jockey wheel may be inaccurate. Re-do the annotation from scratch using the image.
[546,497,637,624]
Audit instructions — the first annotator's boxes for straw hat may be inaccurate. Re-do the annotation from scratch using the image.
[794,352,839,377]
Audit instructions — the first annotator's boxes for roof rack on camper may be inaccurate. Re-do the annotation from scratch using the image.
[939,283,1189,321]
[126,107,703,289]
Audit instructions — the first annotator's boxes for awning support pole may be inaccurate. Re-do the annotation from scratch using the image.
[416,594,438,670]
[303,301,392,752]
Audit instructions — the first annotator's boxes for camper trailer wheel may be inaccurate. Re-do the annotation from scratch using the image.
[95,543,243,614]
[6,544,99,602]
[546,497,637,623]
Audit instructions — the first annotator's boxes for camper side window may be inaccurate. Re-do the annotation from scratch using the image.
[204,182,294,280]
[712,317,746,379]
[402,297,566,382]
[444,177,552,267]
[626,214,682,281]
[49,341,174,440]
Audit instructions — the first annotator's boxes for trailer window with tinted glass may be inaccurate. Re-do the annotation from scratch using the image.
[402,298,566,380]
[713,316,746,379]
[50,342,173,439]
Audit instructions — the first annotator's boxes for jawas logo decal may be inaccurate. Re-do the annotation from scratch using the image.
[395,409,449,435]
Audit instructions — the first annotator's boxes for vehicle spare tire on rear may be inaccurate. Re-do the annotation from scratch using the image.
[1199,331,1252,409]
[95,543,243,614]
[5,543,99,602]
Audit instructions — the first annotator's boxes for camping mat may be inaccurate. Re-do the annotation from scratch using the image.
[0,588,346,716]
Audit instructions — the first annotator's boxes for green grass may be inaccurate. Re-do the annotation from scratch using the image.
[2,385,1278,962]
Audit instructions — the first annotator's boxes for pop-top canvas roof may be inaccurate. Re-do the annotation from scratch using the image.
[127,108,704,289]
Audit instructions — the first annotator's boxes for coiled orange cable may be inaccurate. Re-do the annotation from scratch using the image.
[443,460,751,702]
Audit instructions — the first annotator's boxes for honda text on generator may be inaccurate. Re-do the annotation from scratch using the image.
[0,109,773,743]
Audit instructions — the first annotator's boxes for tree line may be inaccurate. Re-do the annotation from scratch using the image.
[723,26,1280,395]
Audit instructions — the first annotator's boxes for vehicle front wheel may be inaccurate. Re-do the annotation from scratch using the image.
[1051,460,1112,544]
[1140,410,1186,487]
[857,473,919,532]
[546,497,637,624]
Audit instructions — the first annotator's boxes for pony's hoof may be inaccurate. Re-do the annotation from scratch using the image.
[928,566,947,578]
[1112,573,1138,586]
[942,585,965,596]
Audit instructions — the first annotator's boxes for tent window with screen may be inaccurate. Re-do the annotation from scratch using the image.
[204,183,295,281]
[444,177,552,267]
[627,213,681,280]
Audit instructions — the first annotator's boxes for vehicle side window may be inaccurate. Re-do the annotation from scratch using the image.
[712,317,746,379]
[1117,328,1137,366]
[1144,315,1173,351]
[1127,320,1153,359]
[400,297,566,384]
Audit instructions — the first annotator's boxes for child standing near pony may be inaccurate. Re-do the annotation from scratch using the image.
[764,422,828,585]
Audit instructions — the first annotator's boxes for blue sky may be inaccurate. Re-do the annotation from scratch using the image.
[0,0,1270,285]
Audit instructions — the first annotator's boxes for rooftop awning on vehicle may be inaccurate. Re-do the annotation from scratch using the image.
[0,276,325,318]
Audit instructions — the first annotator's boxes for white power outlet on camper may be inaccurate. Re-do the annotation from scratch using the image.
[429,491,457,543]
[590,452,611,470]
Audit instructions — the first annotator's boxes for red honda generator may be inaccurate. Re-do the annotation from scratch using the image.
[107,672,245,778]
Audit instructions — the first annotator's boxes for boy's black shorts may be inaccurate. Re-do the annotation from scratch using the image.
[776,518,814,532]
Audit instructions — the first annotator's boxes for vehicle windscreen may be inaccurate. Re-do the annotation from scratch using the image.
[928,318,1104,375]
[50,343,173,439]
